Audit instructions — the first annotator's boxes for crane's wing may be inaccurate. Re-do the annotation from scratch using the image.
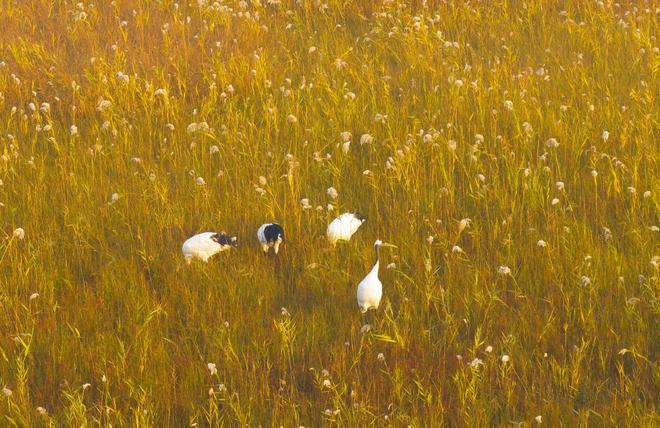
[183,233,219,254]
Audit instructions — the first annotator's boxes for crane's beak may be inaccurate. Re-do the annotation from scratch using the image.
[379,242,397,248]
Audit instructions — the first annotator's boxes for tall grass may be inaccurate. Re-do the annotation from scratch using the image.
[0,0,658,425]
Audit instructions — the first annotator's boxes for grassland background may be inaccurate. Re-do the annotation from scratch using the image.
[0,0,658,426]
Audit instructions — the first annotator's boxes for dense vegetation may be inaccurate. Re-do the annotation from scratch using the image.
[0,0,658,425]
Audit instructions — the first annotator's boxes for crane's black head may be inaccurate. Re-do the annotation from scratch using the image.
[212,232,238,247]
[264,223,284,243]
[354,212,367,222]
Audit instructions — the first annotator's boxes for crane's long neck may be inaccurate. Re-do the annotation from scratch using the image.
[371,244,380,275]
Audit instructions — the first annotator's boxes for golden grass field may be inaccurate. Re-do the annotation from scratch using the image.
[1,0,658,426]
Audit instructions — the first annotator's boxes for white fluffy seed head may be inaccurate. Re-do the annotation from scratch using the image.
[326,187,338,199]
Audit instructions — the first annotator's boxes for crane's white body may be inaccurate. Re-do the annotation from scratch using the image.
[182,232,234,264]
[256,223,268,250]
[357,240,395,313]
[327,212,365,245]
[357,258,382,313]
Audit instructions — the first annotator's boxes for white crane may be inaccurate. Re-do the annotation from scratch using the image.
[327,212,366,245]
[357,240,396,313]
[257,223,285,255]
[182,232,237,264]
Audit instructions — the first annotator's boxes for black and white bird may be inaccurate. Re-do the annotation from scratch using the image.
[257,223,285,255]
[327,212,366,245]
[182,232,237,264]
[357,240,396,313]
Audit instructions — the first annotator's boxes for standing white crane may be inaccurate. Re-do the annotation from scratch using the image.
[357,240,396,313]
[327,212,366,245]
[182,232,237,264]
[257,223,285,255]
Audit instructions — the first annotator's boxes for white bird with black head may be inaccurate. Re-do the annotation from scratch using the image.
[182,232,237,264]
[357,240,396,313]
[257,223,285,255]
[327,212,366,245]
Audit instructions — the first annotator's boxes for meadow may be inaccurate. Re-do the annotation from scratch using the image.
[0,0,658,426]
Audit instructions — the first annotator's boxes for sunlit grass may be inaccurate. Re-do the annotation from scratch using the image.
[0,0,658,426]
